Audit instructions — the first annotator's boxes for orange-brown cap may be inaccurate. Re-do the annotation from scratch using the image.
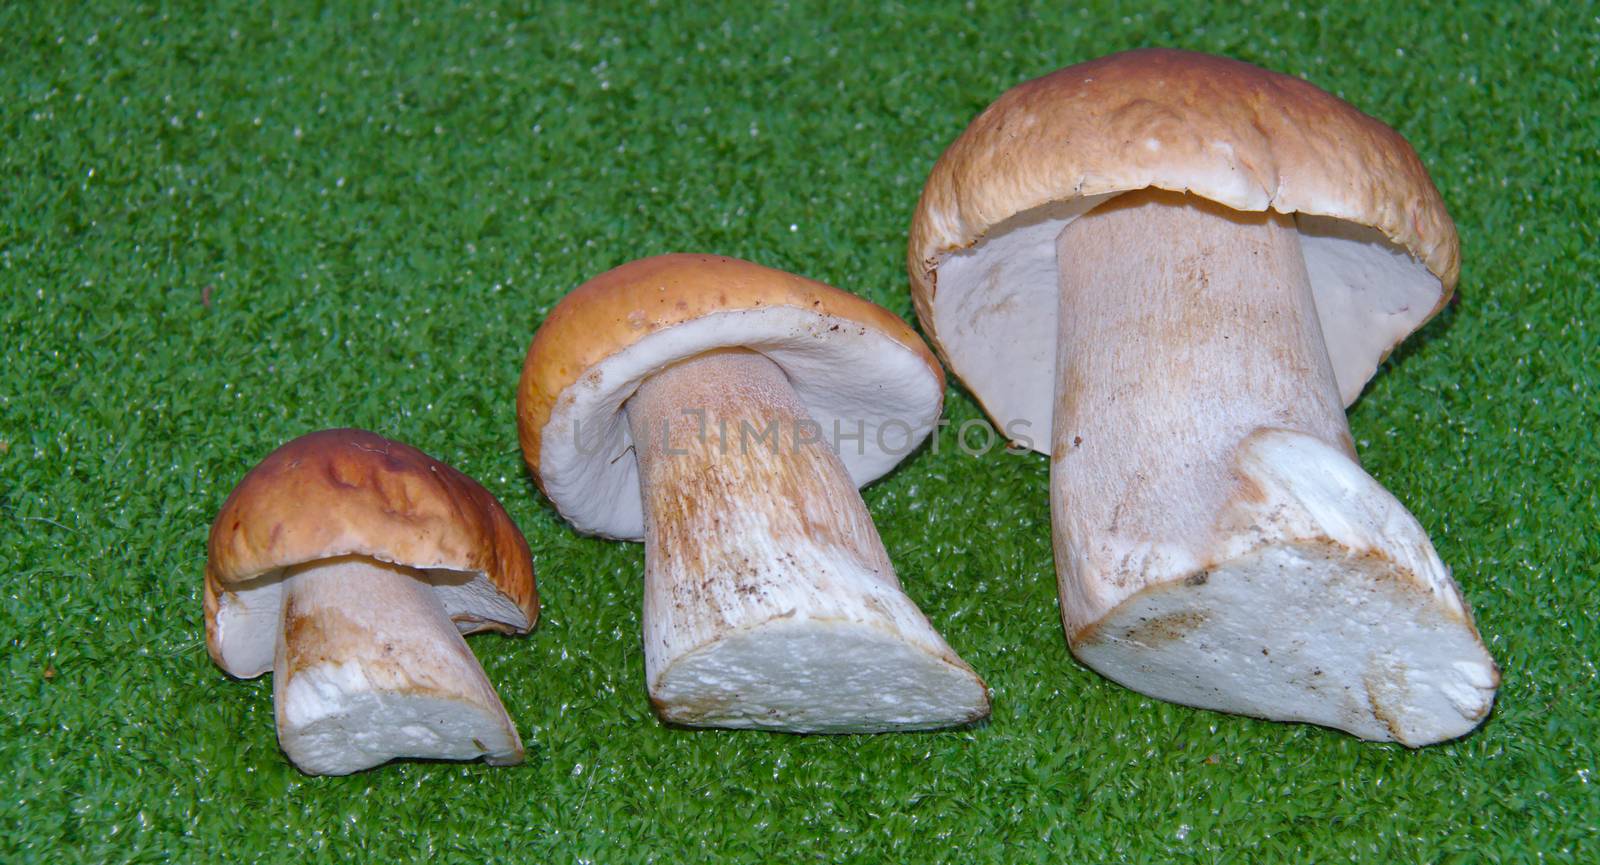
[517,254,945,540]
[204,428,538,678]
[909,48,1460,444]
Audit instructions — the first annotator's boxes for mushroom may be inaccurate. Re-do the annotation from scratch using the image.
[907,49,1497,745]
[517,254,988,732]
[204,428,538,774]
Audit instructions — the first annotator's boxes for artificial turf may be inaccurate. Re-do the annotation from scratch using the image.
[2,0,1596,861]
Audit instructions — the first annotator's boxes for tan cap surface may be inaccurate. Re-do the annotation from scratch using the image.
[204,428,538,677]
[517,253,945,540]
[909,48,1460,434]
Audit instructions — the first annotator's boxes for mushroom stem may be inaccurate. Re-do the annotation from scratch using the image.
[1050,189,1496,745]
[625,349,986,732]
[1052,190,1352,589]
[273,556,522,774]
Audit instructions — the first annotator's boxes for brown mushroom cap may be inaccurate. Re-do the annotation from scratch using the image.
[204,429,538,678]
[909,48,1460,442]
[517,253,945,540]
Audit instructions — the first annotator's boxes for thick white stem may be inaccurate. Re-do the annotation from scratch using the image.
[1053,190,1352,620]
[273,557,522,775]
[626,349,986,732]
[1050,189,1496,745]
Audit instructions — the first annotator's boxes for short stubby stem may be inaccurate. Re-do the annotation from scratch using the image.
[626,349,986,732]
[273,557,522,774]
[1050,189,1496,745]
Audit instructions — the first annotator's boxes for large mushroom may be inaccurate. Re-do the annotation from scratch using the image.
[908,49,1497,745]
[518,254,988,732]
[205,428,538,774]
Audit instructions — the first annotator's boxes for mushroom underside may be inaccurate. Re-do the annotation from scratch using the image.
[927,189,1444,444]
[213,563,530,680]
[538,307,944,541]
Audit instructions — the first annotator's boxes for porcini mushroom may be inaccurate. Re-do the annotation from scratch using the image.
[517,254,988,732]
[204,428,538,774]
[908,49,1497,745]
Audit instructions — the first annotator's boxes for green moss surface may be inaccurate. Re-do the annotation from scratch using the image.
[3,1,1595,861]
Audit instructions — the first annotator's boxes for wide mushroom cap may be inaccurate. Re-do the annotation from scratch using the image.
[908,47,1460,444]
[204,428,539,678]
[517,253,946,540]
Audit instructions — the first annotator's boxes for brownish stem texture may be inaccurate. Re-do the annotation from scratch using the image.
[627,349,900,677]
[273,556,521,774]
[625,349,986,731]
[1052,189,1353,632]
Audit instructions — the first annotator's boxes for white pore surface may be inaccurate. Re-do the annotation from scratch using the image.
[277,664,521,775]
[539,308,945,540]
[1297,216,1442,404]
[1075,431,1496,746]
[215,566,530,679]
[654,617,991,733]
[931,195,1443,447]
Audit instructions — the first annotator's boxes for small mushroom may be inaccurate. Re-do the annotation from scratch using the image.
[205,429,538,774]
[518,254,988,732]
[908,49,1497,745]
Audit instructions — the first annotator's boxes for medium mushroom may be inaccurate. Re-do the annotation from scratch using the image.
[908,49,1497,745]
[517,254,988,732]
[204,428,538,774]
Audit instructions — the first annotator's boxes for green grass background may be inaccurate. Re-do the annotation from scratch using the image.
[3,0,1595,861]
